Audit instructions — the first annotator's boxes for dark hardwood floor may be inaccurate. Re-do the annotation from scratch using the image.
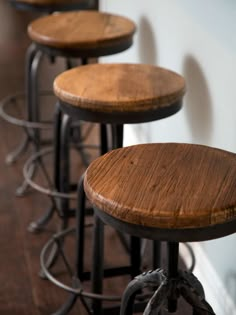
[0,2,191,314]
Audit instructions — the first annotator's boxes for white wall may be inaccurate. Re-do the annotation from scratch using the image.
[100,1,236,313]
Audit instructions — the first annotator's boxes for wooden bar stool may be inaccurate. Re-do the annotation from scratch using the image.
[2,1,97,196]
[84,143,236,314]
[38,63,185,315]
[4,0,96,175]
[52,63,185,230]
[0,10,136,231]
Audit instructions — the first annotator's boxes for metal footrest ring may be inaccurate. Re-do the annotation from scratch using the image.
[40,226,122,302]
[0,92,53,129]
[23,146,99,200]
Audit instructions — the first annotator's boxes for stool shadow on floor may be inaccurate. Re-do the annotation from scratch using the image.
[183,55,213,144]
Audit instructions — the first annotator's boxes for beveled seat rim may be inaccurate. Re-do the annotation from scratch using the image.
[34,37,133,58]
[27,11,136,49]
[53,63,186,112]
[84,143,236,229]
[93,206,236,242]
[59,99,183,124]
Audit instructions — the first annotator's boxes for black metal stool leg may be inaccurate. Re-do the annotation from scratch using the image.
[28,102,62,232]
[37,103,64,279]
[54,102,63,194]
[130,236,141,279]
[16,48,44,196]
[47,108,78,315]
[91,215,104,315]
[153,241,161,270]
[47,112,71,270]
[100,123,108,155]
[76,174,86,280]
[112,124,123,149]
[5,43,37,165]
[30,50,44,146]
[167,242,179,312]
[26,43,38,122]
[60,113,72,222]
[49,168,88,314]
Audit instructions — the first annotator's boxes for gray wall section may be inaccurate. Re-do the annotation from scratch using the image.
[101,0,236,311]
[202,234,236,302]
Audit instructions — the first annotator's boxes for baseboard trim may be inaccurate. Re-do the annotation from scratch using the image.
[180,242,236,315]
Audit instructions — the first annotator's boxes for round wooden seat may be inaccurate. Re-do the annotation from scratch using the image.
[54,63,185,123]
[28,11,136,56]
[84,143,236,242]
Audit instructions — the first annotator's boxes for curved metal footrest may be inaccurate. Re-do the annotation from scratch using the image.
[40,227,122,302]
[16,158,38,197]
[0,92,97,159]
[0,92,53,129]
[23,147,99,200]
[39,241,61,279]
[22,136,99,231]
[0,91,53,195]
[51,292,78,315]
[41,227,158,315]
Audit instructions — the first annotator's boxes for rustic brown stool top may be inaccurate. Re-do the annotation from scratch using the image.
[84,143,236,242]
[28,11,136,54]
[54,63,185,123]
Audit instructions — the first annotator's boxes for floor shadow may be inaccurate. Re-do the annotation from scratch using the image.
[138,15,158,65]
[183,55,214,144]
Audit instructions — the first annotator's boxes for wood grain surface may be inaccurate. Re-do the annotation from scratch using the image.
[28,11,136,49]
[54,63,185,112]
[84,143,236,229]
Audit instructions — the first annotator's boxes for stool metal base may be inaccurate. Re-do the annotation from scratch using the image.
[40,226,151,315]
[93,205,216,314]
[121,269,215,315]
[39,175,143,315]
[0,90,53,196]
